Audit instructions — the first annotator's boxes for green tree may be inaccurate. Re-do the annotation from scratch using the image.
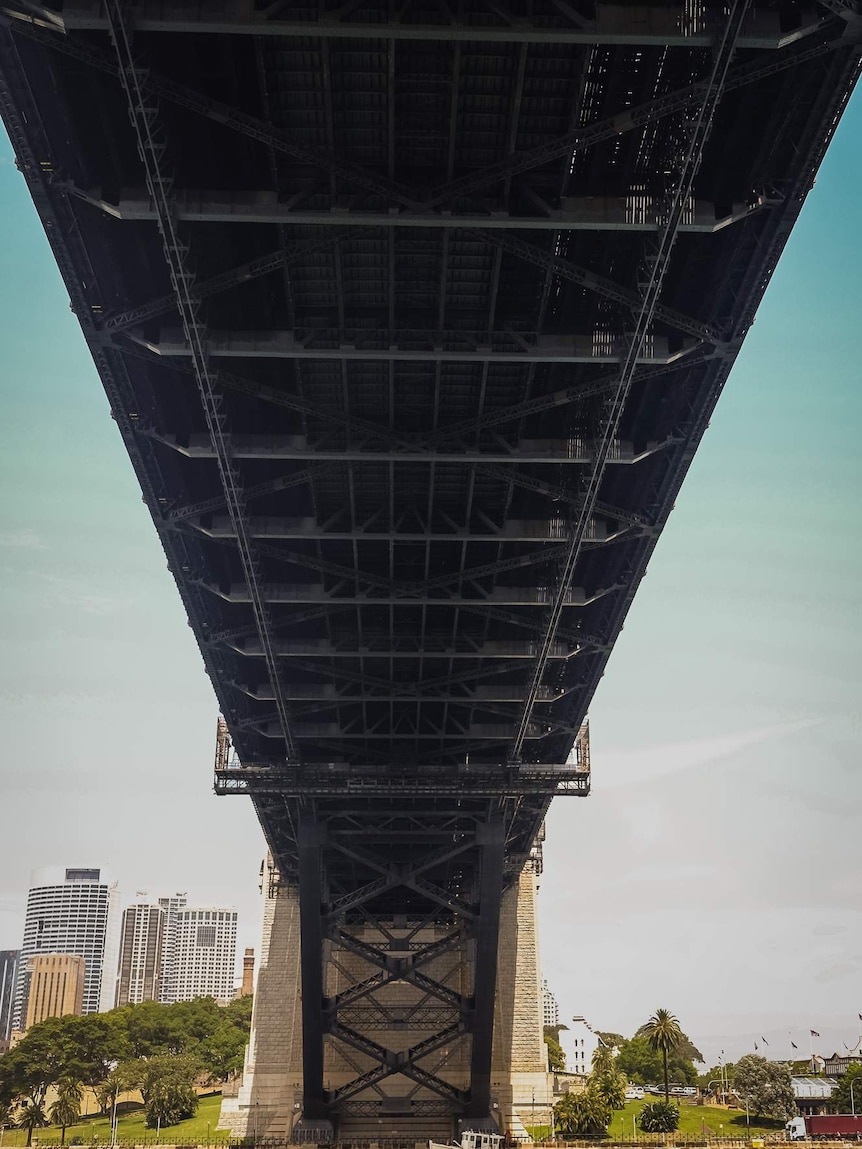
[831,1063,862,1114]
[595,1032,625,1050]
[111,1054,200,1129]
[145,1074,198,1130]
[698,1063,735,1091]
[200,1022,248,1083]
[616,1036,697,1089]
[590,1045,627,1112]
[639,1100,681,1133]
[554,1089,610,1137]
[638,1009,684,1101]
[592,1044,615,1076]
[733,1054,795,1121]
[51,1079,83,1146]
[543,1026,565,1073]
[222,993,253,1030]
[0,1101,15,1133]
[0,1017,70,1106]
[17,1100,49,1147]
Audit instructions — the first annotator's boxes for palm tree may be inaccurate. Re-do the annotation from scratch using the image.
[17,1100,49,1148]
[639,1009,683,1101]
[592,1042,616,1076]
[51,1079,83,1146]
[0,1102,14,1136]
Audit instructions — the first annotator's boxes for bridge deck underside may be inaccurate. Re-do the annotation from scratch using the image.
[1,0,858,1132]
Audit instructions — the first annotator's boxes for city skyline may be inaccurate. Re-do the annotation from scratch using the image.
[1,81,860,1070]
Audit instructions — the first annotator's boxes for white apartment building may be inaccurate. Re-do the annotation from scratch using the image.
[157,893,187,1004]
[172,907,237,1003]
[560,1015,601,1075]
[13,867,120,1029]
[542,978,559,1026]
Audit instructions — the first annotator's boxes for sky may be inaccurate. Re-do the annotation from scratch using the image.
[1,88,861,1070]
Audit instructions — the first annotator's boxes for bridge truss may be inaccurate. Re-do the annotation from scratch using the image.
[1,0,858,1136]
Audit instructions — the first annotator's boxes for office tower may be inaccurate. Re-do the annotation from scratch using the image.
[240,948,254,997]
[115,903,166,1007]
[0,950,19,1049]
[173,907,238,1003]
[157,893,187,1004]
[13,867,120,1029]
[24,954,85,1028]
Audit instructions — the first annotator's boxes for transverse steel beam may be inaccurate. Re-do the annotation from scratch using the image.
[143,328,699,364]
[158,431,669,465]
[60,1,826,50]
[90,186,769,234]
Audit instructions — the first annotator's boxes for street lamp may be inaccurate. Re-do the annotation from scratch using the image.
[850,1077,858,1118]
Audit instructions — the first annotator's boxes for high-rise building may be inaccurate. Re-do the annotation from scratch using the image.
[116,903,166,1007]
[24,954,85,1028]
[157,893,187,1004]
[173,907,238,1003]
[0,950,20,1049]
[542,978,559,1026]
[12,867,120,1029]
[240,948,254,997]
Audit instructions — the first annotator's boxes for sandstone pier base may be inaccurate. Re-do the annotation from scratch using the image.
[219,863,552,1141]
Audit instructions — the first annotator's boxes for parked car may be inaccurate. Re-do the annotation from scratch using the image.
[625,1087,645,1100]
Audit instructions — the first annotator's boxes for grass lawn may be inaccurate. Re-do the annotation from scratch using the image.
[1,1092,230,1146]
[607,1099,786,1140]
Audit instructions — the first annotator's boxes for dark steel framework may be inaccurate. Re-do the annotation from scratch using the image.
[1,0,858,1136]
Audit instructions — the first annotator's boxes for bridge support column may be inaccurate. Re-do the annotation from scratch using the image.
[294,816,334,1139]
[220,842,552,1143]
[217,859,304,1141]
[491,863,554,1141]
[465,818,506,1121]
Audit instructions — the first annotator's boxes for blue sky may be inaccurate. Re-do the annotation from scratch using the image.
[1,89,860,1066]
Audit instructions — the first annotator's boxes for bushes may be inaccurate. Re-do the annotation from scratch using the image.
[638,1099,681,1133]
[554,1089,612,1137]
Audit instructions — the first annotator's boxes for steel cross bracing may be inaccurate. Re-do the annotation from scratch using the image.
[1,0,859,1136]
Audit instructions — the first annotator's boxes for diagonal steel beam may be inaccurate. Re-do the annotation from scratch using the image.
[429,354,706,445]
[95,228,359,333]
[6,14,420,208]
[10,14,838,214]
[422,37,841,207]
[511,0,753,758]
[102,0,296,754]
[167,463,337,522]
[470,229,723,344]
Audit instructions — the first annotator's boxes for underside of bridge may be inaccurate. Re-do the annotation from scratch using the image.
[1,0,858,1139]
